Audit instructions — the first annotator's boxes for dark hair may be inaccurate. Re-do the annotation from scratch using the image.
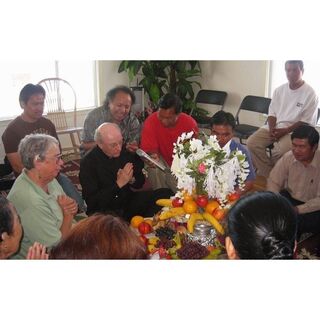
[19,83,46,106]
[0,196,14,241]
[102,85,136,108]
[210,110,236,129]
[291,124,319,147]
[285,60,304,70]
[227,192,297,259]
[158,93,182,114]
[50,213,147,259]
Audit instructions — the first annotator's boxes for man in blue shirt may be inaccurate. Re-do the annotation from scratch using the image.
[210,110,256,194]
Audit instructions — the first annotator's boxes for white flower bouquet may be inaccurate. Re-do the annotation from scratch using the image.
[171,131,250,204]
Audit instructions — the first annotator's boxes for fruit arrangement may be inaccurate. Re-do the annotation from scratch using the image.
[155,191,240,236]
[128,191,241,259]
[130,209,226,260]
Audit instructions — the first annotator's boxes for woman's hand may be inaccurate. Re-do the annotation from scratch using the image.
[57,195,78,217]
[26,242,49,259]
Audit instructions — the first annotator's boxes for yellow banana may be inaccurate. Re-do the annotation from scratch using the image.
[159,207,185,220]
[202,212,225,235]
[156,199,173,207]
[148,237,159,245]
[187,213,203,233]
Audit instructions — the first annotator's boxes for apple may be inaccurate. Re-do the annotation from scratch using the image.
[138,221,152,234]
[196,195,208,208]
[172,197,184,207]
[228,192,240,202]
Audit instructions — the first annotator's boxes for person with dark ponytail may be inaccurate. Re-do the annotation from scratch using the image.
[226,191,297,259]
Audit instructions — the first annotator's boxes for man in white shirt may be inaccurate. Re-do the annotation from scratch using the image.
[247,60,318,178]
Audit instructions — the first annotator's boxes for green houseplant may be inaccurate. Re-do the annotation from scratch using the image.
[118,61,207,119]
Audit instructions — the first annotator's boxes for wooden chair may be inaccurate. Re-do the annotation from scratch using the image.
[38,78,83,155]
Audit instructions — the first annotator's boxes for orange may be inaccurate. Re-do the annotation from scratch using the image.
[130,215,145,228]
[183,191,194,202]
[183,200,198,214]
[213,208,226,221]
[205,200,220,214]
[144,218,153,227]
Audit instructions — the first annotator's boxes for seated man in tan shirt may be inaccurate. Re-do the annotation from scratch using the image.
[267,124,320,239]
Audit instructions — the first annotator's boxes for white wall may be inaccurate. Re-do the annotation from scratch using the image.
[97,60,130,104]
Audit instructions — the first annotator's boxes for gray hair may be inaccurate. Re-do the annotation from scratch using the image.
[18,134,59,170]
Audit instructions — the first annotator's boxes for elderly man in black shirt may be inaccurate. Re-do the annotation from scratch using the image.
[79,122,172,220]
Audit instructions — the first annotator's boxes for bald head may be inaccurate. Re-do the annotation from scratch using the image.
[94,122,123,158]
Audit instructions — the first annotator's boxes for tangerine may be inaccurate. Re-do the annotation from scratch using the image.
[130,215,145,228]
[183,200,198,214]
[205,200,220,214]
[183,191,194,201]
[213,208,226,221]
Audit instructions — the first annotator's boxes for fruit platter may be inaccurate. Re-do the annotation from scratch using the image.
[130,192,240,259]
[130,131,248,259]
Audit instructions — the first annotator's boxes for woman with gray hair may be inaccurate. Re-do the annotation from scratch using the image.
[7,134,78,259]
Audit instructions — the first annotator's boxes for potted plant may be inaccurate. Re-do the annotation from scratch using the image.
[118,61,207,120]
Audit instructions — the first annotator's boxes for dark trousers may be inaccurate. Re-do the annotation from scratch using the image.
[280,190,320,238]
[123,188,174,221]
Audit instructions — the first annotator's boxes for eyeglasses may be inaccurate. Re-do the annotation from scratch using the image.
[45,153,63,164]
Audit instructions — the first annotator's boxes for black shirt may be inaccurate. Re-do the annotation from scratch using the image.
[79,146,145,215]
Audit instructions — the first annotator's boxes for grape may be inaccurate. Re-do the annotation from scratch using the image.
[155,227,176,240]
[176,241,209,259]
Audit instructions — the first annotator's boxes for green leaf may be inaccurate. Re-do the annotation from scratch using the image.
[149,84,160,103]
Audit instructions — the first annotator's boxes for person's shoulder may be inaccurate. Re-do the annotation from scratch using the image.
[230,139,247,151]
[87,105,104,117]
[80,146,100,164]
[180,112,194,119]
[7,172,31,200]
[142,111,158,127]
[179,112,197,123]
[145,111,158,121]
[274,83,288,93]
[4,116,22,130]
[282,150,295,162]
[302,82,317,94]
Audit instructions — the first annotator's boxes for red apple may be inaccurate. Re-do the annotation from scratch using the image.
[138,221,152,234]
[196,195,209,208]
[228,192,240,202]
[172,197,184,207]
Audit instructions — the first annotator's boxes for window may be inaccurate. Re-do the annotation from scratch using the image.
[269,60,320,124]
[0,61,97,120]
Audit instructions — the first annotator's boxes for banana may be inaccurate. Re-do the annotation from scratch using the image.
[156,199,173,207]
[187,213,203,233]
[148,237,159,245]
[203,212,225,235]
[159,207,185,220]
